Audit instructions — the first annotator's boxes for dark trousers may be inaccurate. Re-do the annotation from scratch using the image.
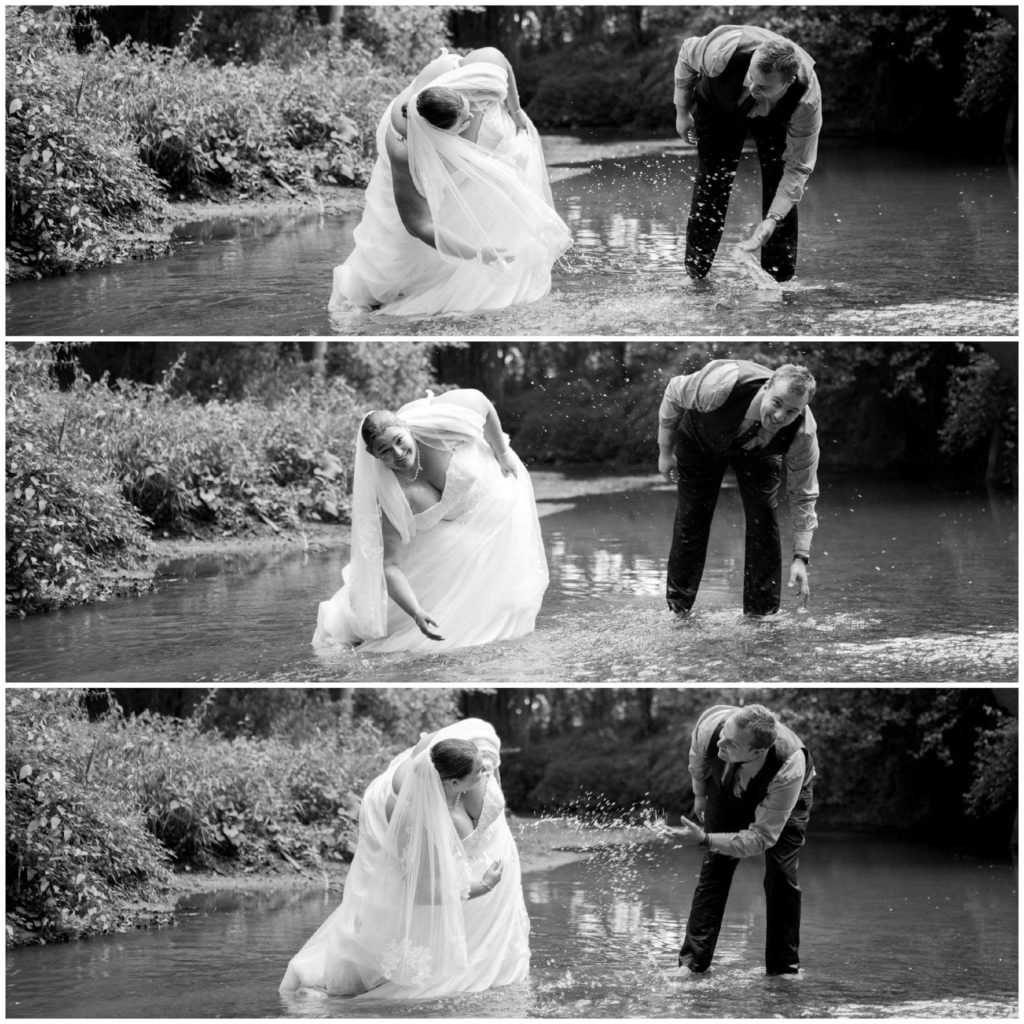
[666,443,783,616]
[684,111,798,282]
[678,794,811,974]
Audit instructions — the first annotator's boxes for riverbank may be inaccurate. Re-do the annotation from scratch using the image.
[148,468,664,564]
[6,815,614,948]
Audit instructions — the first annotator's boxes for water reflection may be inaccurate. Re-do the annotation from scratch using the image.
[5,829,1017,1019]
[4,476,1017,682]
[5,144,1016,337]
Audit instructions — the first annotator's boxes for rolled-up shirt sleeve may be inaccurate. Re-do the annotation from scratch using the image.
[707,750,807,858]
[688,706,725,799]
[785,408,820,549]
[673,27,741,107]
[766,100,822,220]
[658,360,738,450]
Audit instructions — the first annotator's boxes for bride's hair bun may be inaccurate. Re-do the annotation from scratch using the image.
[431,738,479,780]
[416,87,464,130]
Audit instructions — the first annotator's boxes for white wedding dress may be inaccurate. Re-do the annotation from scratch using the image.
[313,394,548,654]
[279,720,530,1001]
[328,58,571,316]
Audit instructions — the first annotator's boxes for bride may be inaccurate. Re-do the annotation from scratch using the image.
[328,46,571,316]
[312,387,548,653]
[279,719,530,1000]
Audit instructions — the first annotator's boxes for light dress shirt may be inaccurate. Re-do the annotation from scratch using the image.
[689,705,814,858]
[657,360,819,555]
[673,25,822,219]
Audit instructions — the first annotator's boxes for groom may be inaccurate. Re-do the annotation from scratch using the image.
[658,358,820,617]
[666,703,814,975]
[673,24,823,281]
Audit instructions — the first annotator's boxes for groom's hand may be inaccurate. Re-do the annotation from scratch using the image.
[675,107,696,146]
[661,814,706,847]
[737,218,777,252]
[788,558,810,609]
[658,450,678,484]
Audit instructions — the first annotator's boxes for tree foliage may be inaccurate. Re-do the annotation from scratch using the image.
[6,686,463,946]
[5,341,438,616]
[5,6,169,277]
[468,687,1017,851]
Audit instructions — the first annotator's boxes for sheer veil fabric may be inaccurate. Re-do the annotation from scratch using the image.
[312,392,549,653]
[329,56,571,316]
[279,719,530,1000]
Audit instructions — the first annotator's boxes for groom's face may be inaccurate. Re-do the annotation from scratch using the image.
[759,381,808,433]
[745,62,795,104]
[717,717,765,764]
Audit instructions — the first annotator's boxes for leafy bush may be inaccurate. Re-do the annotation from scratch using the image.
[6,342,447,616]
[939,350,1017,486]
[5,6,168,277]
[5,345,154,616]
[5,7,441,275]
[965,714,1018,820]
[6,689,172,944]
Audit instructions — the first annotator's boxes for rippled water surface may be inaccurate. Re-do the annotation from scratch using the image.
[4,475,1017,682]
[5,825,1018,1018]
[6,141,1017,337]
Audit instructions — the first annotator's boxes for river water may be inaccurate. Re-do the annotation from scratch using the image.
[5,824,1018,1018]
[5,141,1017,337]
[4,474,1017,683]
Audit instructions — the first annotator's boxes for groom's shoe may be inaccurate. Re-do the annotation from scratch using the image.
[766,965,799,976]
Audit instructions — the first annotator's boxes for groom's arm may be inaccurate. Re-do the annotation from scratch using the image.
[658,361,741,478]
[704,752,806,858]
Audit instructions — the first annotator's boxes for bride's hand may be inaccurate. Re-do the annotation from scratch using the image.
[480,246,515,266]
[413,609,444,641]
[510,108,530,133]
[496,449,518,478]
[481,859,503,891]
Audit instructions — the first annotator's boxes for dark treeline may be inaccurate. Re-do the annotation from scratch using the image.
[9,6,1015,280]
[6,686,1016,946]
[84,5,1017,153]
[53,340,1020,486]
[6,341,1016,617]
[92,685,1021,851]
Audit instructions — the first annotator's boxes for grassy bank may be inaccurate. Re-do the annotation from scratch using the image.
[5,688,461,948]
[5,342,441,617]
[5,6,431,281]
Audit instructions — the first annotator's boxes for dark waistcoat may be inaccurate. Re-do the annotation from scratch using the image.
[678,360,804,457]
[704,717,814,831]
[694,27,808,126]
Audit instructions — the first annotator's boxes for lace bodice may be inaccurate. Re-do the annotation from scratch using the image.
[412,440,497,532]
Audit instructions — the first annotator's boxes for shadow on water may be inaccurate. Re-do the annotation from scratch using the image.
[5,824,1018,1018]
[4,475,1018,682]
[5,142,1017,337]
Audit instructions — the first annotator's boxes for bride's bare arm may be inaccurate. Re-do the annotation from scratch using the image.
[381,517,444,641]
[461,47,526,125]
[386,729,439,819]
[387,135,491,261]
[435,389,518,476]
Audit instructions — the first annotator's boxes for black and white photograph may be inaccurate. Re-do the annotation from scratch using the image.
[5,5,1017,336]
[4,686,1019,1018]
[4,4,1019,1017]
[5,340,1018,683]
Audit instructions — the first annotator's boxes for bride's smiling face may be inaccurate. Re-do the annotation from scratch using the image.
[370,424,417,472]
